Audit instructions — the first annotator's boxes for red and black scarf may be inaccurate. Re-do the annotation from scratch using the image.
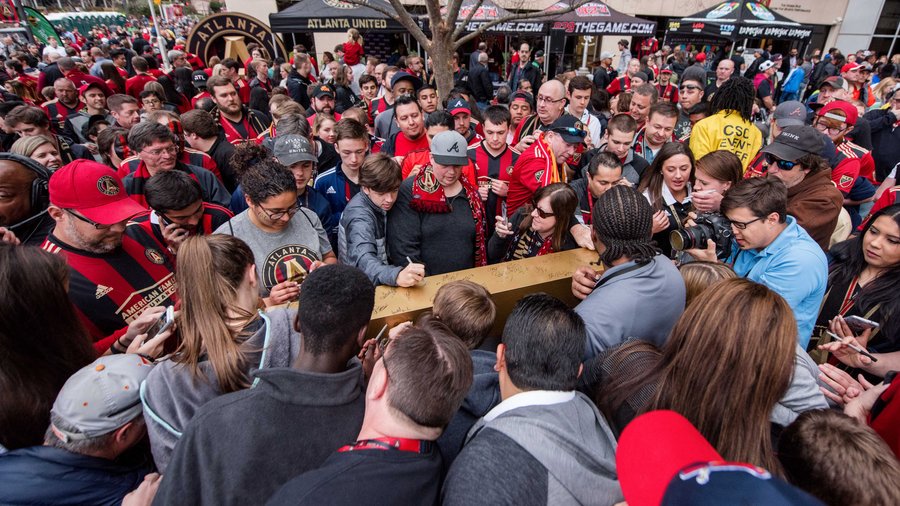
[410,165,487,267]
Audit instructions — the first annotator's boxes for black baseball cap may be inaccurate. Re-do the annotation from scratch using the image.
[549,114,587,144]
[312,84,335,99]
[760,125,824,162]
[511,90,534,109]
[390,71,422,92]
[192,70,208,87]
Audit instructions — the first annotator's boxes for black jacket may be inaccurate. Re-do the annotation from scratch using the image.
[864,109,900,181]
[286,70,312,110]
[207,132,237,191]
[468,63,493,103]
[508,61,541,93]
[387,177,483,276]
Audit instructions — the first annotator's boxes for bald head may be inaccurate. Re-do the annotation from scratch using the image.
[536,80,567,125]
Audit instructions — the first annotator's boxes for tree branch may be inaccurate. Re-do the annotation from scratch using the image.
[453,0,591,49]
[451,0,484,41]
[340,0,432,53]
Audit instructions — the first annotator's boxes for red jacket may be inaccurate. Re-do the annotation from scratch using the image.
[506,133,564,213]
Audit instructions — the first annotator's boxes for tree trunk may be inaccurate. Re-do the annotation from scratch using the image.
[429,22,457,103]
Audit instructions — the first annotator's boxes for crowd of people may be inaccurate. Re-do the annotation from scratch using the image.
[1,15,900,506]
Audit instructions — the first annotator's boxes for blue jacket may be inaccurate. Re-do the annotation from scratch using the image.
[730,216,827,348]
[314,162,359,245]
[0,445,151,506]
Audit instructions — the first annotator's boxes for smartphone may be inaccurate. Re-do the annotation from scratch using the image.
[843,315,880,333]
[145,306,175,341]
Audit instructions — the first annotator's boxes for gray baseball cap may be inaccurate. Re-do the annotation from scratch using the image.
[600,51,614,60]
[760,125,824,162]
[50,355,154,441]
[773,101,807,128]
[274,135,317,166]
[430,131,469,166]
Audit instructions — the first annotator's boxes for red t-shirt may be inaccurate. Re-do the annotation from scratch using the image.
[343,41,363,66]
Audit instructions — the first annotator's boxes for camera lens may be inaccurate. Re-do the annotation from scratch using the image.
[670,229,692,251]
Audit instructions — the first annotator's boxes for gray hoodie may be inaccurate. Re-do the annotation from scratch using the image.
[443,391,622,505]
[140,307,302,472]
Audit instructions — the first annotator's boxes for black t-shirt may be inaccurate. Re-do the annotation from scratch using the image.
[267,446,443,506]
[757,79,773,101]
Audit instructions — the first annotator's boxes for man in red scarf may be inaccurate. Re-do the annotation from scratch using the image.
[388,131,487,276]
[507,115,586,213]
[208,75,270,144]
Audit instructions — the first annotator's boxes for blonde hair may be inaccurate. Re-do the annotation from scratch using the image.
[173,235,258,393]
[679,261,737,306]
[873,77,897,102]
[347,28,362,45]
[10,134,54,158]
[313,114,336,136]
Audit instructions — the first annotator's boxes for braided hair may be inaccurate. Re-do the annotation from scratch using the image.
[592,185,659,266]
[710,76,755,122]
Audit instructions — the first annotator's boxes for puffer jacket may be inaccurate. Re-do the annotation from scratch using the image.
[338,191,402,286]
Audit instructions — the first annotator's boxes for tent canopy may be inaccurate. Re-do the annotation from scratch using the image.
[269,0,406,33]
[440,0,548,34]
[544,1,656,36]
[665,1,813,42]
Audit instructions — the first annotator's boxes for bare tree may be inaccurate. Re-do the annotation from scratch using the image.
[351,0,588,99]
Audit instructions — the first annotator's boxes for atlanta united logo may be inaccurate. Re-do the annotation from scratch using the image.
[145,248,166,265]
[416,167,440,193]
[506,166,514,175]
[96,175,120,196]
[263,245,319,289]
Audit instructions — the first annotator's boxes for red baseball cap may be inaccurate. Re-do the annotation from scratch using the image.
[49,160,146,225]
[79,81,111,98]
[817,99,858,126]
[617,410,722,506]
[841,62,864,73]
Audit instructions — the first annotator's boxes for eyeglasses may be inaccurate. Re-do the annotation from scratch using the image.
[536,94,565,105]
[257,203,300,221]
[814,121,847,136]
[729,216,764,230]
[763,153,800,171]
[680,85,703,92]
[143,146,178,157]
[65,209,112,230]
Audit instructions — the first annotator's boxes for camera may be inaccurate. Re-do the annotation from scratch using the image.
[670,212,733,259]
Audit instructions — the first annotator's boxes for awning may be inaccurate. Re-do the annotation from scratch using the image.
[544,2,656,36]
[665,1,814,42]
[269,0,407,33]
[439,0,548,34]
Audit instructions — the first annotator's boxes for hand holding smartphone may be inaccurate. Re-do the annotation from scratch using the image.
[144,306,175,342]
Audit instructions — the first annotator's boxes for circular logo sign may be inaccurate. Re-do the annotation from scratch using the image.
[323,0,356,9]
[263,245,319,290]
[186,13,287,68]
[96,175,120,196]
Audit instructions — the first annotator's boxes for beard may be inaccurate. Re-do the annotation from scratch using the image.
[65,218,122,254]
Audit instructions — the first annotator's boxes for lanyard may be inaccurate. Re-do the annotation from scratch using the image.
[338,437,431,454]
[839,275,859,316]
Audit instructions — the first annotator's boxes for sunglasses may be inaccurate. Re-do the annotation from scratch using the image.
[551,126,586,139]
[764,153,799,170]
[532,200,555,219]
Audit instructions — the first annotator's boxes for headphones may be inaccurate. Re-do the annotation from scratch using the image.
[0,152,51,215]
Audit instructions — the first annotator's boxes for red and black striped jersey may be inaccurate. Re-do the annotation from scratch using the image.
[129,204,234,248]
[42,98,83,135]
[468,141,519,220]
[41,224,177,354]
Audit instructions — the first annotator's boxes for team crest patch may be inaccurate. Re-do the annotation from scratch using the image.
[145,248,166,265]
[571,152,582,163]
[535,169,545,182]
[839,175,854,187]
[263,245,318,289]
[506,165,514,176]
[96,175,120,196]
[416,168,440,193]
